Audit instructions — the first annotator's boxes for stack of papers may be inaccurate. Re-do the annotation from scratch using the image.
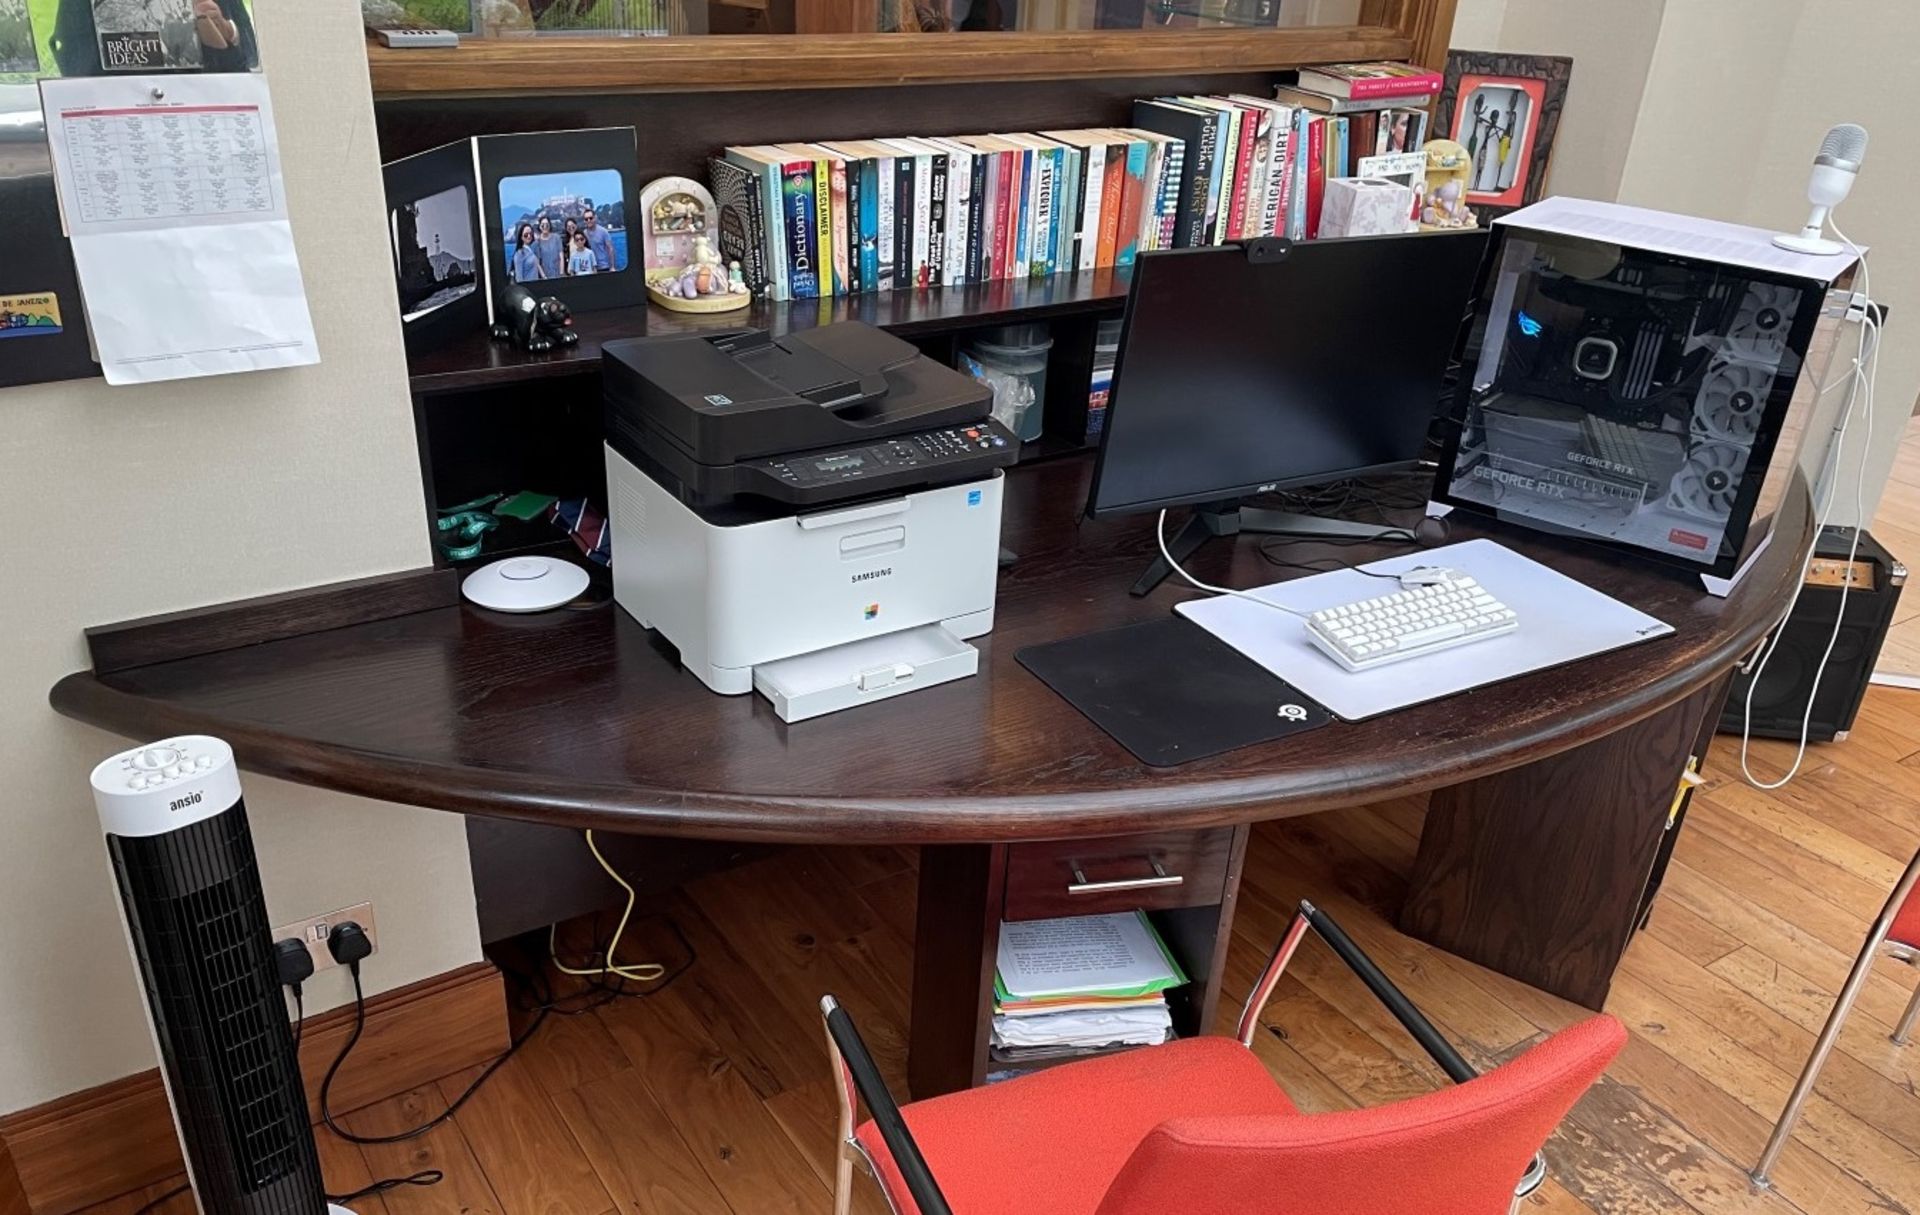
[991,911,1187,1060]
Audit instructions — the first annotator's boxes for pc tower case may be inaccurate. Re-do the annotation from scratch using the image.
[1433,198,1859,592]
[90,736,347,1215]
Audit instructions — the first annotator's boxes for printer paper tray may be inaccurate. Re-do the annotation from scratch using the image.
[752,624,979,722]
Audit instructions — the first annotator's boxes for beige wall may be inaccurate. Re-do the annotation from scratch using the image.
[1616,0,1918,527]
[1452,0,1916,526]
[0,5,480,1115]
[1446,0,1665,202]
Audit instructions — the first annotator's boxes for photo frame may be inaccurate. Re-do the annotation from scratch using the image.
[383,138,487,356]
[475,126,642,317]
[1432,51,1571,221]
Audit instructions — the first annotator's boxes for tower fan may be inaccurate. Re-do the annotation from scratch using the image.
[89,735,351,1215]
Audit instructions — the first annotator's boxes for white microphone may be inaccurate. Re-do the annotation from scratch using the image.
[1774,123,1867,256]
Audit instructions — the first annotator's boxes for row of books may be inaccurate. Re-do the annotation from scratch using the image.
[711,128,1189,302]
[705,63,1441,301]
[1130,89,1431,251]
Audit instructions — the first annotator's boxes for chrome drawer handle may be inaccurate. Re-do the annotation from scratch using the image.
[1067,858,1184,895]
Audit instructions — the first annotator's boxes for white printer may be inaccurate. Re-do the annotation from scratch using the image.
[602,323,1016,721]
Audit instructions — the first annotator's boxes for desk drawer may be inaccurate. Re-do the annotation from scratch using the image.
[1003,828,1235,921]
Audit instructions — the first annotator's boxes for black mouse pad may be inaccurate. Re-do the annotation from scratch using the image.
[1017,617,1334,768]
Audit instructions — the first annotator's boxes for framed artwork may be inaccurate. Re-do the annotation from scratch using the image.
[1432,51,1572,220]
[383,139,488,355]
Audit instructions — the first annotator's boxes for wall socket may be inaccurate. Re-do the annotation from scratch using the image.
[274,901,378,974]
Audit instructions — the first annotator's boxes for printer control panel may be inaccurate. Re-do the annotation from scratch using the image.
[742,419,1016,504]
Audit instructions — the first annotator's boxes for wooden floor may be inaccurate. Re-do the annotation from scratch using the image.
[1872,415,1920,677]
[92,701,1920,1215]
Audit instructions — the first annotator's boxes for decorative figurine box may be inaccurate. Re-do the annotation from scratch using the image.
[1433,196,1860,593]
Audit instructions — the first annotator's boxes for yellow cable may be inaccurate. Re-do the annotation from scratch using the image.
[550,830,665,984]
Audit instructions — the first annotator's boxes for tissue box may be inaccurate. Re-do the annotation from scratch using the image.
[1320,177,1415,238]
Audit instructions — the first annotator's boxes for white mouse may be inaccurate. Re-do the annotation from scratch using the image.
[1398,566,1465,588]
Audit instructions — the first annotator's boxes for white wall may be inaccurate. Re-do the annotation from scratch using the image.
[1615,0,1918,527]
[1450,0,1916,526]
[0,4,480,1115]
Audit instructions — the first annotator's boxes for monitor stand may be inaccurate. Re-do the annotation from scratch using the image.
[1130,503,1415,597]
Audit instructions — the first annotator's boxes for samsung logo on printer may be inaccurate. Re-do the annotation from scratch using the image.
[851,568,893,584]
[169,791,203,813]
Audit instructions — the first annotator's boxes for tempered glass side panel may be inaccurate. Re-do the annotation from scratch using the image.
[1438,231,1828,578]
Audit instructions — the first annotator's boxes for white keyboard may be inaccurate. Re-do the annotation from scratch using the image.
[1305,573,1518,672]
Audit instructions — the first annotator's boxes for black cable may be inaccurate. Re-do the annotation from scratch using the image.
[291,987,304,1054]
[319,963,546,1146]
[130,1183,190,1214]
[319,917,696,1147]
[327,1169,445,1204]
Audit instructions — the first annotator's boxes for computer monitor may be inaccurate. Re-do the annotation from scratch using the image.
[1088,232,1490,593]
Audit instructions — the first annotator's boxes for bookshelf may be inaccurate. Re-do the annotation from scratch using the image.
[408,266,1133,394]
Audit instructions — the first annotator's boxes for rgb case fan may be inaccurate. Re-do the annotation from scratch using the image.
[1724,282,1800,364]
[90,736,351,1215]
[1667,442,1750,522]
[1692,358,1774,444]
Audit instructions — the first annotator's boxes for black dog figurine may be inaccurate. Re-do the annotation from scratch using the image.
[490,285,579,354]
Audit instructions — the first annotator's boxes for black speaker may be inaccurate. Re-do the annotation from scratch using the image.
[1719,527,1905,742]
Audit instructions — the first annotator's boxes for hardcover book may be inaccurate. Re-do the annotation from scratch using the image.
[1113,137,1147,268]
[1295,61,1443,101]
[708,156,770,293]
[781,161,821,299]
[1131,100,1217,249]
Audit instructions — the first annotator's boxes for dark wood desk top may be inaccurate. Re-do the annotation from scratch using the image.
[50,457,1805,845]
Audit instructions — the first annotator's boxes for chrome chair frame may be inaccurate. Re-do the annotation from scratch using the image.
[1751,846,1920,1189]
[821,900,1551,1215]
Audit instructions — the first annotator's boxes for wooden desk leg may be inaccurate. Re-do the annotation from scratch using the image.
[1399,681,1722,1011]
[907,843,1005,1100]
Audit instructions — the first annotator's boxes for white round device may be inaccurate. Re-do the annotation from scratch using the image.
[461,556,590,613]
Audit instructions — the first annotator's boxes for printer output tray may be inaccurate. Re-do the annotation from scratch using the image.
[752,624,978,722]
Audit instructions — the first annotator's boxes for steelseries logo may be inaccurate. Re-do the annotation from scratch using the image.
[169,791,203,813]
[851,568,893,584]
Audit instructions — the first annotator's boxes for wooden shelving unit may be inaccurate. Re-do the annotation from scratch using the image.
[409,267,1132,394]
[367,25,1416,97]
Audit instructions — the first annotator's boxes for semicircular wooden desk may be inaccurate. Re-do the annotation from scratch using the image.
[52,455,1805,1097]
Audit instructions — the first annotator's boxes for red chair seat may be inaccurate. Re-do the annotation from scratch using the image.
[1892,881,1920,950]
[856,1037,1297,1215]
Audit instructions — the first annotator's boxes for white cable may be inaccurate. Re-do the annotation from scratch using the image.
[1740,218,1876,789]
[1156,509,1310,618]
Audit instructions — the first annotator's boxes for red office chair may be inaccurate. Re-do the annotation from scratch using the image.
[1751,844,1920,1189]
[821,900,1626,1215]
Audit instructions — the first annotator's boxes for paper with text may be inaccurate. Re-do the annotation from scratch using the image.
[995,911,1183,1000]
[40,73,318,385]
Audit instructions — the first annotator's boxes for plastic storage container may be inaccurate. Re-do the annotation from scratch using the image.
[959,324,1053,442]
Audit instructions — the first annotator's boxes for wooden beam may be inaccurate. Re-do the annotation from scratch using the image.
[367,26,1414,96]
